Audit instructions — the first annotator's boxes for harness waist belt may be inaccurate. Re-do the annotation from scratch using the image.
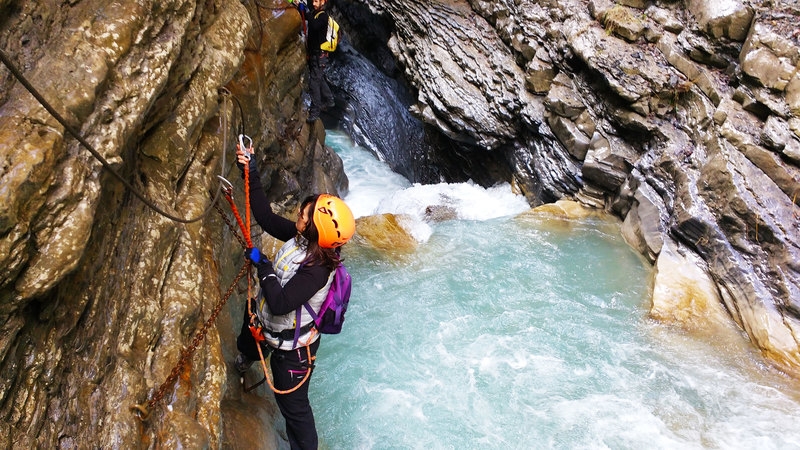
[265,322,315,340]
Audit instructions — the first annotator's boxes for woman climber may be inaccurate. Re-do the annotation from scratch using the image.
[233,144,355,450]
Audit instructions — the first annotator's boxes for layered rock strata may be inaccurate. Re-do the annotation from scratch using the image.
[342,0,800,375]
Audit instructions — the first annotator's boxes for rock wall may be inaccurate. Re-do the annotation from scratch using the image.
[340,0,800,375]
[0,0,344,447]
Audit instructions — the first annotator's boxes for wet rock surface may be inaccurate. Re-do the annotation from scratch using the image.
[0,0,340,447]
[336,0,800,378]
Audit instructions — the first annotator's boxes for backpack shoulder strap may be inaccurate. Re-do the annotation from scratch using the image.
[293,267,335,346]
[303,302,319,320]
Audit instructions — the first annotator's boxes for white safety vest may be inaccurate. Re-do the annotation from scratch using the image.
[258,237,334,350]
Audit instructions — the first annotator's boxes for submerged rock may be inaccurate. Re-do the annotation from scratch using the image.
[352,213,418,254]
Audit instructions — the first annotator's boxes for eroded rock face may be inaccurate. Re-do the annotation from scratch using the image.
[0,0,344,447]
[340,0,800,377]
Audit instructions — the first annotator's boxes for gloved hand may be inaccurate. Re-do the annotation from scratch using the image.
[235,145,257,176]
[246,247,269,265]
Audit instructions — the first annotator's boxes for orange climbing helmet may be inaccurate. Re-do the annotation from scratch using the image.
[313,194,355,249]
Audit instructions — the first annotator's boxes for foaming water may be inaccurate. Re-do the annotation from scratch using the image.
[313,131,800,449]
[327,131,529,242]
[328,132,411,219]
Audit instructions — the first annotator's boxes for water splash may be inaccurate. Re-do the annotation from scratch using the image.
[314,130,800,450]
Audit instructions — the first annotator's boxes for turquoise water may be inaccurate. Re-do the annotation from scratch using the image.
[310,131,800,450]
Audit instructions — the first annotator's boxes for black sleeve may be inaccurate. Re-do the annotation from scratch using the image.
[247,166,297,242]
[254,261,331,316]
[307,11,328,54]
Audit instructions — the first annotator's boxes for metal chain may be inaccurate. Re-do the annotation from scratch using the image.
[213,200,249,249]
[131,260,250,421]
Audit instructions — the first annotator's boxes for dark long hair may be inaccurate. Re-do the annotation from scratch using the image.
[298,194,342,271]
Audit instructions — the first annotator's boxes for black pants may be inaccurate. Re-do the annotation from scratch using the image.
[237,311,321,450]
[308,53,332,117]
[272,339,320,450]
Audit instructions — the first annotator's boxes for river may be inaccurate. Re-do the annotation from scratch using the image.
[309,130,800,450]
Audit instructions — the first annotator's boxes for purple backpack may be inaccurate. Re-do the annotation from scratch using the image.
[293,264,352,346]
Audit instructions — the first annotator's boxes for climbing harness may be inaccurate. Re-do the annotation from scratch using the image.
[241,327,317,395]
[258,330,316,395]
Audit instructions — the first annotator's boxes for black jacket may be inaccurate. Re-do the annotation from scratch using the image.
[306,8,329,56]
[247,167,331,316]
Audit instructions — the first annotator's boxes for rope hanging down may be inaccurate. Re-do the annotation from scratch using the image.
[220,135,314,395]
[0,47,225,224]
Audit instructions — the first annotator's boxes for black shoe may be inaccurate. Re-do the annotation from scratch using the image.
[322,99,335,111]
[234,353,254,374]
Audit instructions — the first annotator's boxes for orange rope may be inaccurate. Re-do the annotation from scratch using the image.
[223,192,253,248]
[236,138,312,395]
[259,329,317,395]
[244,163,251,242]
[242,150,258,380]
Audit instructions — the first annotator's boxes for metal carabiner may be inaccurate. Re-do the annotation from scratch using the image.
[238,134,253,160]
[217,175,233,196]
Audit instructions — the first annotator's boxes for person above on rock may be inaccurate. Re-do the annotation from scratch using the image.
[233,144,355,450]
[303,0,336,122]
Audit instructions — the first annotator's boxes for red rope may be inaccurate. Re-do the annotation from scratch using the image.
[244,163,251,242]
[223,192,252,248]
[240,148,259,375]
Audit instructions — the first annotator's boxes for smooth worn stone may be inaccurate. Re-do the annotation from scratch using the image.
[687,0,754,41]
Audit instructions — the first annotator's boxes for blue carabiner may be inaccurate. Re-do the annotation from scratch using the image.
[239,134,253,160]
